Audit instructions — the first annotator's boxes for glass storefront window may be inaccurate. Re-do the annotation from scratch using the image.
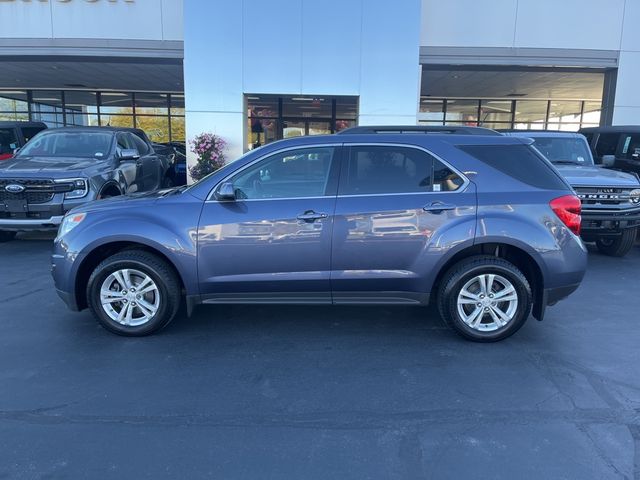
[170,94,185,116]
[548,101,581,123]
[100,114,133,128]
[582,101,602,125]
[170,116,186,143]
[135,92,169,115]
[64,91,99,127]
[335,97,358,120]
[246,94,359,151]
[283,97,332,118]
[0,91,28,113]
[0,112,28,121]
[480,100,512,123]
[136,115,169,142]
[445,100,479,124]
[514,101,548,123]
[419,98,445,122]
[99,92,133,115]
[30,91,64,127]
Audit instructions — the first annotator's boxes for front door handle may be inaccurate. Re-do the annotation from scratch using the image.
[423,201,456,214]
[297,210,328,222]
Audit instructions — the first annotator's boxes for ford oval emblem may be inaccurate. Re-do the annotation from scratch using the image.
[5,184,25,193]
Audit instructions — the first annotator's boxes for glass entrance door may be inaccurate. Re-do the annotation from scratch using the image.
[246,95,358,151]
[283,119,332,138]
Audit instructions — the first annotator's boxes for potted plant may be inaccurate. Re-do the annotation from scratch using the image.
[189,132,226,181]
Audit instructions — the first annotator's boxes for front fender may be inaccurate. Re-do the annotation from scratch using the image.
[57,201,201,301]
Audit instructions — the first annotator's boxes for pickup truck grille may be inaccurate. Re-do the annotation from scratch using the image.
[0,178,70,204]
[574,187,634,207]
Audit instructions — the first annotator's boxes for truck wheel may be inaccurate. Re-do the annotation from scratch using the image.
[86,250,182,336]
[0,231,17,243]
[437,256,532,342]
[595,229,637,257]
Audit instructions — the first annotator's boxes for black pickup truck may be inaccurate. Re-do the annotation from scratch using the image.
[0,127,171,242]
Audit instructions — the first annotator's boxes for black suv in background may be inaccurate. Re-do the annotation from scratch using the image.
[0,121,47,161]
[0,126,171,242]
[580,126,640,175]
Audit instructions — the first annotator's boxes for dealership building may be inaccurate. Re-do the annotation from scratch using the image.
[1,0,639,169]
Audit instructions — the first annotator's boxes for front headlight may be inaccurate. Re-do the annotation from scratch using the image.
[58,212,86,238]
[630,189,640,204]
[56,178,89,199]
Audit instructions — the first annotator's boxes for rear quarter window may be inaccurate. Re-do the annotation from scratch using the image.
[459,144,568,190]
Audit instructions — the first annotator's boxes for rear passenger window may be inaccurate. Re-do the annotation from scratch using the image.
[340,145,463,195]
[459,144,567,190]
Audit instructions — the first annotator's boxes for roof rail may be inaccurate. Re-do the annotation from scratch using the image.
[337,125,501,136]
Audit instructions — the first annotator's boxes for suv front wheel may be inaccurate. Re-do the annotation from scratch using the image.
[437,256,533,342]
[87,250,181,336]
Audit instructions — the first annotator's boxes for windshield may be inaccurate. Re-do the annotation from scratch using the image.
[529,136,594,166]
[17,131,114,158]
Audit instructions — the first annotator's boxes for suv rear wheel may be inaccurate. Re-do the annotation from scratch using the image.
[87,250,181,336]
[0,231,17,242]
[595,228,637,257]
[437,256,533,342]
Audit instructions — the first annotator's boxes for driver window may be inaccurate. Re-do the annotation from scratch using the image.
[230,147,335,199]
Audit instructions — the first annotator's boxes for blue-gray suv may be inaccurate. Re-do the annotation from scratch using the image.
[51,128,587,342]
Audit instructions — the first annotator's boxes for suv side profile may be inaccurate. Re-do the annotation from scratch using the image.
[51,131,587,342]
[0,126,170,242]
[0,121,47,161]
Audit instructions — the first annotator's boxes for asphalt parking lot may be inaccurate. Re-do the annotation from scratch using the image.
[1,234,639,479]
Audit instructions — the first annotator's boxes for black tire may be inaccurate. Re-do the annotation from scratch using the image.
[0,231,17,243]
[86,250,181,336]
[595,229,637,257]
[437,256,533,342]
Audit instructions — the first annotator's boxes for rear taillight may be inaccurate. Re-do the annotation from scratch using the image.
[550,195,582,236]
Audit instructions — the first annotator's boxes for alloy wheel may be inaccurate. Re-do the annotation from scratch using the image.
[99,268,160,326]
[456,274,519,332]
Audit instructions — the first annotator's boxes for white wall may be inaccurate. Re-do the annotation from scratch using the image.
[420,0,640,125]
[184,0,422,167]
[0,0,183,41]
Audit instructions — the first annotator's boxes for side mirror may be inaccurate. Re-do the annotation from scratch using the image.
[12,147,20,155]
[119,148,140,161]
[215,182,236,201]
[602,154,615,167]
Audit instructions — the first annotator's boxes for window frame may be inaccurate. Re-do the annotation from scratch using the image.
[209,143,343,202]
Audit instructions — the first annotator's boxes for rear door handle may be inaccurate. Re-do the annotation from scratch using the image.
[423,201,456,213]
[297,211,328,222]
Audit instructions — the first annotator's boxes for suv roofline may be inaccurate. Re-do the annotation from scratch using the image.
[502,131,585,138]
[338,125,501,135]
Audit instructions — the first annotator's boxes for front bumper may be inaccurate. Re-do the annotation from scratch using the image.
[0,215,64,231]
[581,208,640,234]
